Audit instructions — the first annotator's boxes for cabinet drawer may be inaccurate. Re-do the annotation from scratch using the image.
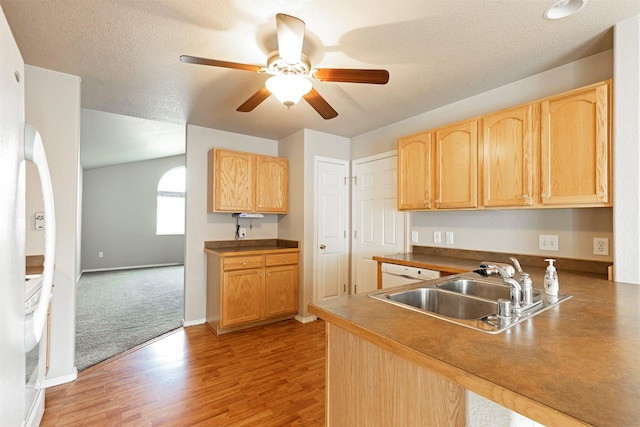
[265,252,299,266]
[223,255,264,271]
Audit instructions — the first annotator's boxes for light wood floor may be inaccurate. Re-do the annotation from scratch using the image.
[42,319,326,426]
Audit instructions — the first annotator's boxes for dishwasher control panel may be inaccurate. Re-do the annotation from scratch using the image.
[381,262,440,288]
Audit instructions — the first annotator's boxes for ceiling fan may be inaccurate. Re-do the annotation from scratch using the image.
[180,13,389,120]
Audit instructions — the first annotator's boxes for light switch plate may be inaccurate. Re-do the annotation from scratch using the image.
[539,234,559,251]
[433,231,442,244]
[445,231,454,245]
[411,231,419,243]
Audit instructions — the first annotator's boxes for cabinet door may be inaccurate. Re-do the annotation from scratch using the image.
[264,264,298,318]
[435,119,478,209]
[221,268,264,327]
[482,104,535,207]
[211,149,255,212]
[540,82,610,206]
[256,155,288,213]
[398,132,432,210]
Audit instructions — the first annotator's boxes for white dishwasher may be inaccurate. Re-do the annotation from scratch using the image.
[381,262,440,288]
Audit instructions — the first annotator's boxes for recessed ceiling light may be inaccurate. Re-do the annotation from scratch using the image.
[544,0,588,20]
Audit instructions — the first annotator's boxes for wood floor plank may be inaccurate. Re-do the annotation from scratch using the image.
[41,320,326,426]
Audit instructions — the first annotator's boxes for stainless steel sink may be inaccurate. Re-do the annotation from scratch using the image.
[387,288,497,320]
[435,279,541,302]
[369,273,571,333]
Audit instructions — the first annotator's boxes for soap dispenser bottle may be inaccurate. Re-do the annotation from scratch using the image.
[543,258,559,296]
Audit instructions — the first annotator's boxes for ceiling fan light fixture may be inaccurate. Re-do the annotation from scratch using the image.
[266,74,312,107]
[544,0,588,20]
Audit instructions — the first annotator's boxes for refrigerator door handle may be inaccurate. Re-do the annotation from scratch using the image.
[23,123,55,352]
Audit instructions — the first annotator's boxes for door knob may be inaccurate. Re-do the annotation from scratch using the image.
[320,244,326,250]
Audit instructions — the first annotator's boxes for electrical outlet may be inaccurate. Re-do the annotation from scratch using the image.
[98,251,103,258]
[411,231,419,243]
[593,237,609,256]
[433,231,442,244]
[539,234,559,251]
[445,231,454,245]
[239,228,247,239]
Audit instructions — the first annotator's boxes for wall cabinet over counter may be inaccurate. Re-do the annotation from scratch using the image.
[207,148,288,214]
[398,80,611,212]
[205,240,300,335]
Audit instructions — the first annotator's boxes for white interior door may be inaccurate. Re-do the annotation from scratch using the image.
[316,158,349,301]
[352,152,406,294]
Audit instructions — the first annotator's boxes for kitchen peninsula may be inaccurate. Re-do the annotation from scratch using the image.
[309,249,638,427]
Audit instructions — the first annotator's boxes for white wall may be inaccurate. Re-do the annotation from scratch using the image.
[277,130,306,313]
[613,16,640,283]
[350,50,615,264]
[25,65,81,384]
[183,124,278,324]
[81,154,185,271]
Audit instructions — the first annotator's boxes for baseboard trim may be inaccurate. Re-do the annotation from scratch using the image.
[295,314,318,324]
[81,263,183,274]
[44,368,78,388]
[183,318,206,327]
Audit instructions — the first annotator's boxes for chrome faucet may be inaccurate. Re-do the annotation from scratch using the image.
[478,258,542,317]
[510,257,534,306]
[478,261,515,278]
[483,262,522,311]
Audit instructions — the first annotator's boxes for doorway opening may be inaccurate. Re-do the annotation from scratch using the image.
[77,157,186,371]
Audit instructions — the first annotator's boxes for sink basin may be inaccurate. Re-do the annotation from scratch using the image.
[387,288,497,320]
[435,279,541,302]
[369,272,571,333]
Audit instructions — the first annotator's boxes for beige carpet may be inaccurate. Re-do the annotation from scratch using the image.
[75,265,184,371]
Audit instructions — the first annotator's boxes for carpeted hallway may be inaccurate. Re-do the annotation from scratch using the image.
[75,265,184,371]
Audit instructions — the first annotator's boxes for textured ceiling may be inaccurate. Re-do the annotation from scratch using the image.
[2,0,639,168]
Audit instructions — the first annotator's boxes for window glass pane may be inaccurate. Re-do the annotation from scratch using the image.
[157,166,186,235]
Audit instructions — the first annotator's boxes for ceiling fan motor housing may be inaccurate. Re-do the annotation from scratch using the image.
[267,52,311,76]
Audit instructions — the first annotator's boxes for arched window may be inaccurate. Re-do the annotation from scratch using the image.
[156,166,186,235]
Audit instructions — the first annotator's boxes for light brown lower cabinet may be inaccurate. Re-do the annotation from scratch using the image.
[206,249,299,334]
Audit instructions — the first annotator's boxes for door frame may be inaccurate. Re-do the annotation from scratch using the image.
[351,150,410,292]
[313,156,350,301]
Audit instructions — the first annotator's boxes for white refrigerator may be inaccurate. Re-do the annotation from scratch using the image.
[1,6,56,426]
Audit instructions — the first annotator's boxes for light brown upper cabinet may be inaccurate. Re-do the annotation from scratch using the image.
[255,155,288,213]
[434,119,478,209]
[208,148,288,213]
[398,132,433,210]
[397,80,612,212]
[540,81,610,207]
[481,104,536,208]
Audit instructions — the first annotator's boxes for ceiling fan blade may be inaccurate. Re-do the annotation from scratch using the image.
[303,88,338,120]
[237,87,272,112]
[180,55,263,73]
[276,13,305,64]
[312,68,389,84]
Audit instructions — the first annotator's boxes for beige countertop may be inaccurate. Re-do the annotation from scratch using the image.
[309,251,637,427]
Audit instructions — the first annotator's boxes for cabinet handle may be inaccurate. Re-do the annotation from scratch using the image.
[242,261,247,266]
[522,194,529,199]
[280,258,285,263]
[267,272,271,277]
[541,193,549,198]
